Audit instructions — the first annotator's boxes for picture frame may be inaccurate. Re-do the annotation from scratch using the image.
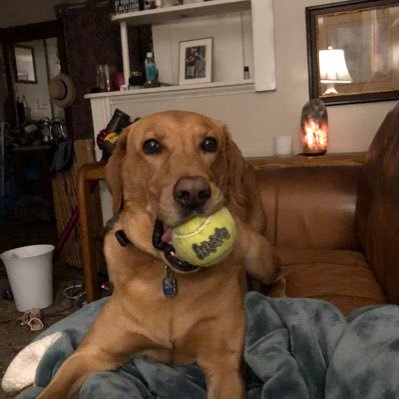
[306,0,399,105]
[14,45,37,84]
[179,37,213,85]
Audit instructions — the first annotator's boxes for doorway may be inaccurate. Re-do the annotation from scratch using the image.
[0,20,69,256]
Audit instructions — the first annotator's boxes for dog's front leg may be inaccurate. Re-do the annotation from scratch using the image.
[37,300,155,399]
[199,358,245,399]
[36,347,120,399]
[188,316,245,399]
[235,219,286,296]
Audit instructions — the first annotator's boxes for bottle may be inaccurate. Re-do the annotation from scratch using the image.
[96,65,106,91]
[103,64,111,92]
[144,52,158,84]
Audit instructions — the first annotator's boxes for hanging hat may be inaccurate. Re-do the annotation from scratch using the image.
[48,73,76,108]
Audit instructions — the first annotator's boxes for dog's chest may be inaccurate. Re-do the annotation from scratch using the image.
[118,266,242,344]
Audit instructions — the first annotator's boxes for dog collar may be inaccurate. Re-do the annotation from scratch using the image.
[114,229,177,296]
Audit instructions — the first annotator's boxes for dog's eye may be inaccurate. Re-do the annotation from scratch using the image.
[142,139,162,154]
[201,137,218,152]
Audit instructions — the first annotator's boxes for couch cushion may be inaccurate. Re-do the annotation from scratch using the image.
[277,248,387,315]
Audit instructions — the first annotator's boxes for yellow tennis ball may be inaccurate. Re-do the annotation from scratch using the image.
[172,207,237,267]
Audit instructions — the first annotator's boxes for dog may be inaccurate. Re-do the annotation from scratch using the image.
[37,110,284,399]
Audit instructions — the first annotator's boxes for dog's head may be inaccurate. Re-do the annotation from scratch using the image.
[105,110,256,268]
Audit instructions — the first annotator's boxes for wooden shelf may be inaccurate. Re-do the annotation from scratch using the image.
[111,0,251,26]
[247,152,367,169]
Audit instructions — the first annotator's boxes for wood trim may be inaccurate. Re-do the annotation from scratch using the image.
[2,43,17,126]
[77,152,367,180]
[0,20,62,43]
[247,152,366,169]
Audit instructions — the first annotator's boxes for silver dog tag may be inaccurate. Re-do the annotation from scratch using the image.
[163,266,177,296]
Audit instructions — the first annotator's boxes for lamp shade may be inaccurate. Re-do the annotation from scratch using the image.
[319,47,352,83]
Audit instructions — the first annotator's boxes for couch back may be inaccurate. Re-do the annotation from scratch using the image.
[356,102,399,304]
[255,166,361,250]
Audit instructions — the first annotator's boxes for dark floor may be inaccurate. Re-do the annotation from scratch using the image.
[0,219,84,399]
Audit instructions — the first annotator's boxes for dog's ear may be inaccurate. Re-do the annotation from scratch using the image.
[215,123,247,206]
[225,134,247,207]
[217,123,265,231]
[105,129,129,214]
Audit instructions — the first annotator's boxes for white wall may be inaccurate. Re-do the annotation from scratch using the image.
[269,0,395,155]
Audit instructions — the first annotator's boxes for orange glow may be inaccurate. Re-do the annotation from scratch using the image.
[302,120,328,154]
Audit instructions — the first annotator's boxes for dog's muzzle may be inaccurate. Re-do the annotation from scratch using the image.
[152,220,199,273]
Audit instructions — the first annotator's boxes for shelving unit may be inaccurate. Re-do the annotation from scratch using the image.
[109,0,275,95]
[85,0,276,225]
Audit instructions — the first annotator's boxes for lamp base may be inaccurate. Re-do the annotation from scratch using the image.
[301,150,327,157]
[322,83,338,95]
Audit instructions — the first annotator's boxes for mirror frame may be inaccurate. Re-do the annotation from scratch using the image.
[306,0,399,106]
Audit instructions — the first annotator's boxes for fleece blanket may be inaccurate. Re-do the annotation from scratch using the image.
[3,292,399,399]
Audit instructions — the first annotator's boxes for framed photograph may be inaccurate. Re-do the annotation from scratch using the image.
[14,45,37,84]
[179,38,213,85]
[306,0,399,105]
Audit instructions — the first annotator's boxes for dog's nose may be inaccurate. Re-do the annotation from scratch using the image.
[173,176,211,209]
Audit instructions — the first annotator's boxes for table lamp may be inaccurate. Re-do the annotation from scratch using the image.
[319,46,352,95]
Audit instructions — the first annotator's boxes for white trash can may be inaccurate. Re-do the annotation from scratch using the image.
[0,244,54,312]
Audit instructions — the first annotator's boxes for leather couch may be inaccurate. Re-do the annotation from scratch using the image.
[255,102,399,315]
[79,104,399,314]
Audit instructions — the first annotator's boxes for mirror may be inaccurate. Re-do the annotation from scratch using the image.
[14,45,37,83]
[306,0,399,105]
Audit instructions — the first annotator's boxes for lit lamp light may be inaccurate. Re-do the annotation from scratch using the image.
[319,46,352,95]
[300,99,328,156]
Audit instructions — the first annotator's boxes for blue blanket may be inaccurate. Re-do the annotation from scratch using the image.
[13,292,399,398]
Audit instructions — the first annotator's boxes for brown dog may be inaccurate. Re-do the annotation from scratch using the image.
[37,110,283,399]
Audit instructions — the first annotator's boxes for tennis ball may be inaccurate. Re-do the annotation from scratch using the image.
[172,207,237,267]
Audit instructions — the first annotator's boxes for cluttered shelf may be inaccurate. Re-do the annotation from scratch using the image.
[111,0,251,25]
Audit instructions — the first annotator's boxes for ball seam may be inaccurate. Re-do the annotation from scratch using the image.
[173,216,212,239]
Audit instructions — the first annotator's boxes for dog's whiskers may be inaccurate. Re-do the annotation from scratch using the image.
[219,186,250,203]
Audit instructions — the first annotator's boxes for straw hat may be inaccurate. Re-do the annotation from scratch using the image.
[48,73,76,108]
